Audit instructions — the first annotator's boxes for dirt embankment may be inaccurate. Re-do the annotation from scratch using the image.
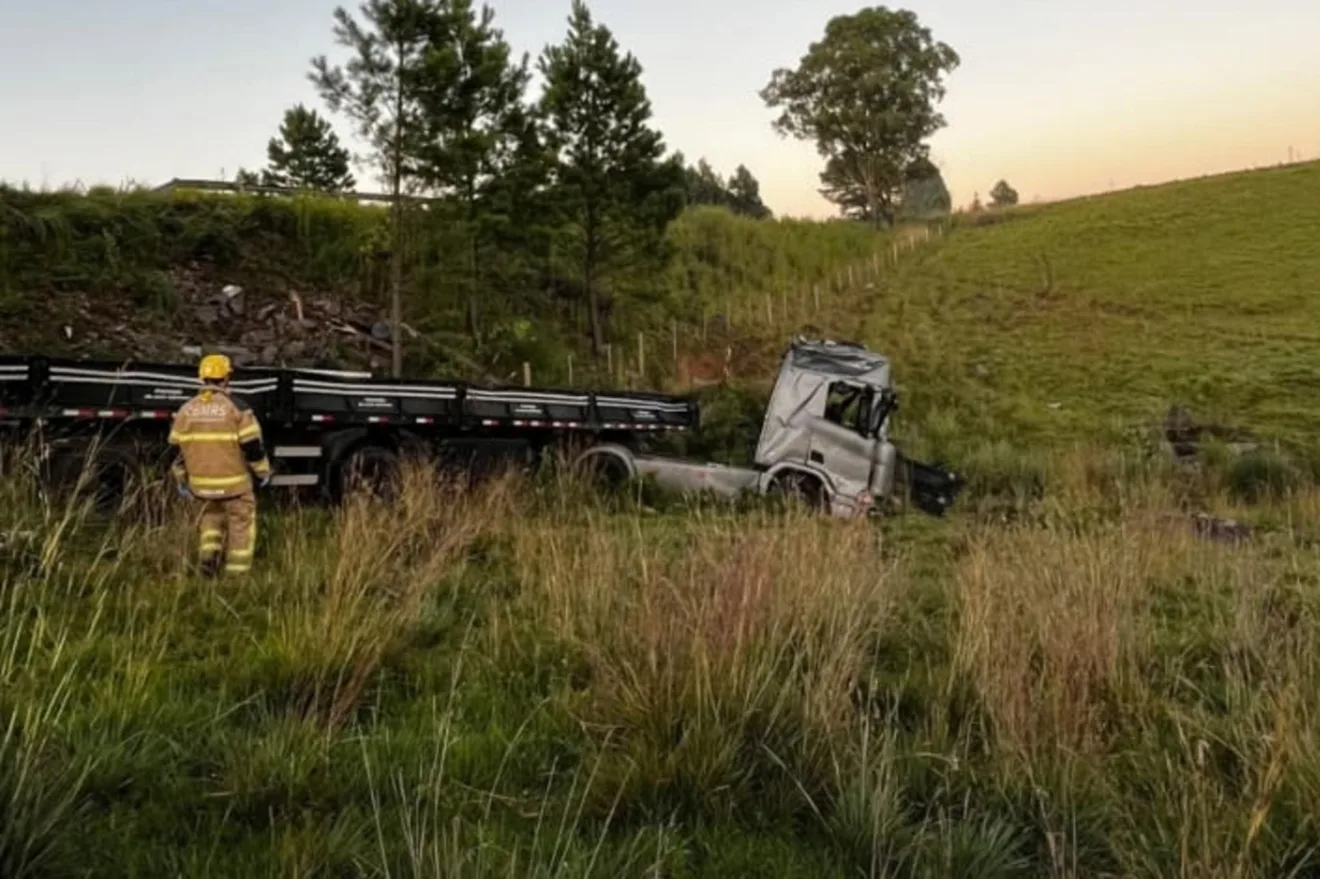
[2,260,397,371]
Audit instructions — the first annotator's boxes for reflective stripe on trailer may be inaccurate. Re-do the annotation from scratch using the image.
[269,474,319,486]
[272,446,322,458]
[61,408,130,418]
[55,408,175,420]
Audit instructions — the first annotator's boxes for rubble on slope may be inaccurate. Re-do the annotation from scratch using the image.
[1,264,398,373]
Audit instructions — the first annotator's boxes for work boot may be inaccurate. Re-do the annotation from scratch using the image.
[199,555,222,579]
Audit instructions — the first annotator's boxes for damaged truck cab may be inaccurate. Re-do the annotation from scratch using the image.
[577,337,964,517]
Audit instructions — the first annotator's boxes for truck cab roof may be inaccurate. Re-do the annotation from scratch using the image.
[784,337,891,387]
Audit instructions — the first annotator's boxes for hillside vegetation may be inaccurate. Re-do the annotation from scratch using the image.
[5,163,1320,877]
[0,185,886,388]
[876,161,1320,452]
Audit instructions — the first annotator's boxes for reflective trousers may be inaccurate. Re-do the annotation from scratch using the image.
[197,493,257,575]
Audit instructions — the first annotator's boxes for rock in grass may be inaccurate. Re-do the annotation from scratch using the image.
[1191,512,1252,544]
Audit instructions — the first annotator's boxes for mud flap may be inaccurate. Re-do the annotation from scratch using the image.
[898,455,965,517]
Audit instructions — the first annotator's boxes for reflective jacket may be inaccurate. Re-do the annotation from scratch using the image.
[168,387,272,499]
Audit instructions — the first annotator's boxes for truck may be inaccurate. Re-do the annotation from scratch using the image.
[574,337,963,517]
[0,337,963,517]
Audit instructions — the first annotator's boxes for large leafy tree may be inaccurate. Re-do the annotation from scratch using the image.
[412,0,535,341]
[538,0,683,355]
[760,6,959,227]
[898,156,951,219]
[310,0,445,376]
[262,104,356,192]
[990,179,1019,207]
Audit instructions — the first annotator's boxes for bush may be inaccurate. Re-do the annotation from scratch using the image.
[1226,448,1301,503]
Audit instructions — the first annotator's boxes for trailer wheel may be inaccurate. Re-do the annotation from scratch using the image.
[581,452,631,490]
[45,445,138,516]
[337,444,401,502]
[768,471,826,513]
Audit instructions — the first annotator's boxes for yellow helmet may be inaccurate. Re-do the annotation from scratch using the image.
[198,353,232,382]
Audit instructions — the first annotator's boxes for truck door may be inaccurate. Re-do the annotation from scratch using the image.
[807,382,878,500]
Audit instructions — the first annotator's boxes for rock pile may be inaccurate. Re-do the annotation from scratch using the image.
[30,267,402,373]
[186,284,402,370]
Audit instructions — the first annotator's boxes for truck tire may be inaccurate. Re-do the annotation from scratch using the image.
[586,453,630,488]
[336,444,401,502]
[45,442,146,517]
[572,445,634,488]
[768,470,826,512]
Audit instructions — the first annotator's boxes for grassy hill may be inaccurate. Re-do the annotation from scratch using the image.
[5,164,1320,878]
[873,161,1320,451]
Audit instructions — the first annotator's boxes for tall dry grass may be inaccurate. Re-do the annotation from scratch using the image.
[510,508,906,821]
[946,459,1320,876]
[5,438,1320,875]
[252,462,518,729]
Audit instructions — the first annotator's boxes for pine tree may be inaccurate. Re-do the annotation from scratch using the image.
[310,0,446,377]
[233,167,262,190]
[728,165,771,219]
[683,158,730,208]
[412,0,534,341]
[538,0,683,356]
[262,104,356,192]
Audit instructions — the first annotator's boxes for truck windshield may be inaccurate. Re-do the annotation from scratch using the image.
[822,381,874,436]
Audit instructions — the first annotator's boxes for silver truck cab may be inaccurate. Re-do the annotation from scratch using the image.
[751,338,900,517]
[576,337,961,518]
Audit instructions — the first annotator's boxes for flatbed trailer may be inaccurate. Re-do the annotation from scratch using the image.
[1,338,964,518]
[0,353,697,503]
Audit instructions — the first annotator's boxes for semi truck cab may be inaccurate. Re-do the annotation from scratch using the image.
[751,338,902,517]
[577,337,963,518]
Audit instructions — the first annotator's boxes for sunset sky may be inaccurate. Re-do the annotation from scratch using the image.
[2,0,1317,217]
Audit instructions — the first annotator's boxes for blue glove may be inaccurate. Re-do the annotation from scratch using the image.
[258,474,271,488]
[176,483,192,499]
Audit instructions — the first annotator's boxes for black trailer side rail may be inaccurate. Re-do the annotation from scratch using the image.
[0,354,699,434]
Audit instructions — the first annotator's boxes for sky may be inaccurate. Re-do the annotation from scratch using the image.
[2,0,1318,218]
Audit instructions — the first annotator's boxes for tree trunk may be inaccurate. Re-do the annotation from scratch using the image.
[389,187,403,378]
[865,178,882,229]
[389,65,405,379]
[584,206,604,356]
[585,253,603,357]
[467,244,479,345]
[466,188,480,345]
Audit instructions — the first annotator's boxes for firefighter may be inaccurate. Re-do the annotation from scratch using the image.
[168,354,272,576]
